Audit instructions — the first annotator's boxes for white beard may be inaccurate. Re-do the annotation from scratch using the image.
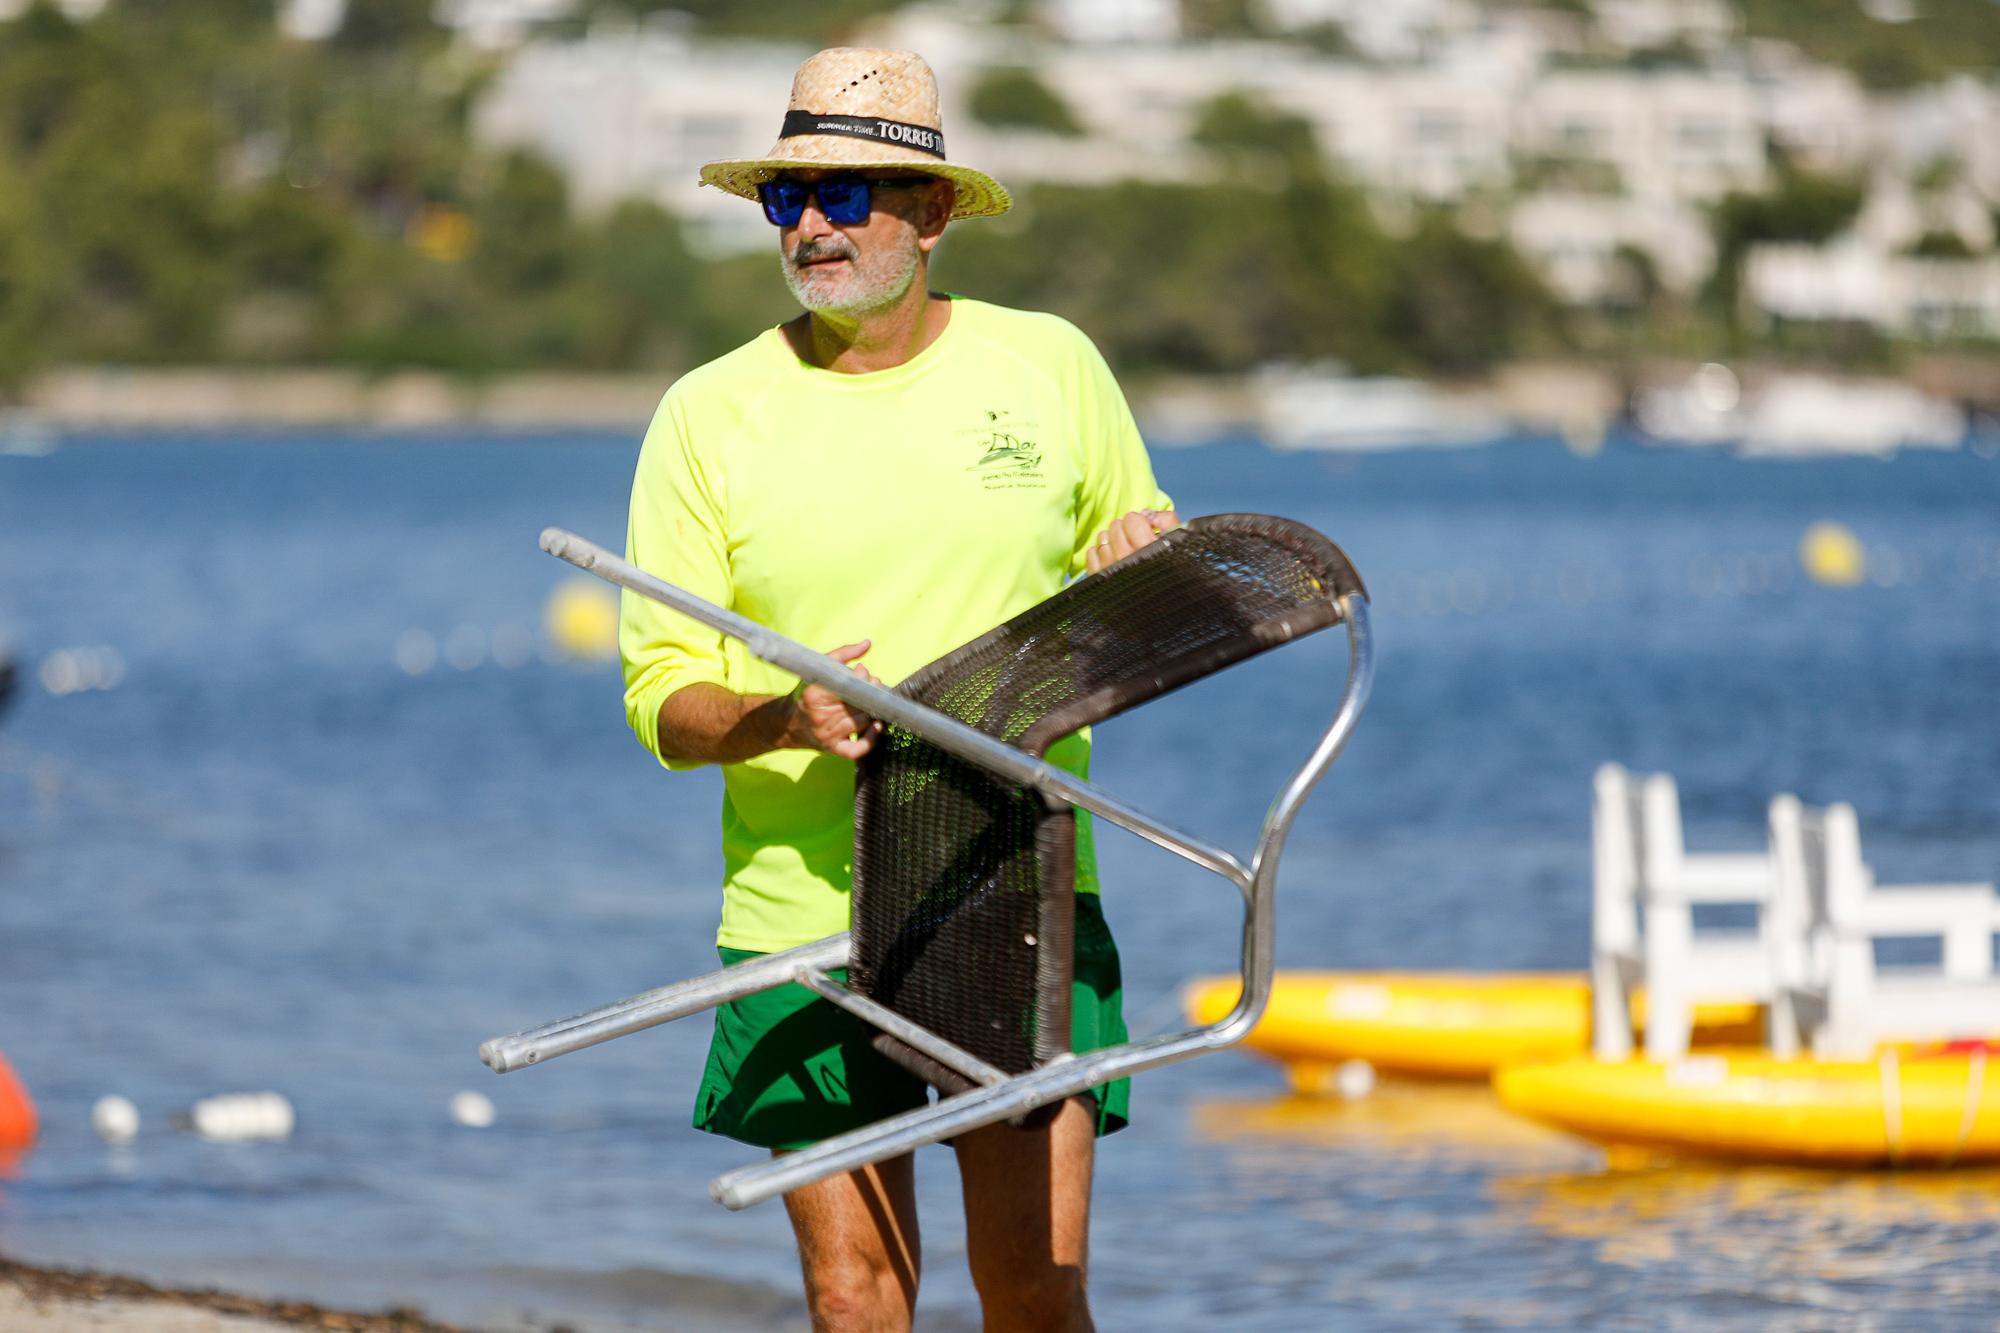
[781,230,922,316]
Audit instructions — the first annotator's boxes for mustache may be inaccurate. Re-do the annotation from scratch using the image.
[789,236,858,268]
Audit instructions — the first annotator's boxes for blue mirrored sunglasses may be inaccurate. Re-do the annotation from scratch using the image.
[756,174,925,227]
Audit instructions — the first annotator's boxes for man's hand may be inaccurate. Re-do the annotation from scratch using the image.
[1086,508,1181,574]
[784,640,884,759]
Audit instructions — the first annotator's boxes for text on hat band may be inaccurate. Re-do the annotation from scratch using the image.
[779,111,947,160]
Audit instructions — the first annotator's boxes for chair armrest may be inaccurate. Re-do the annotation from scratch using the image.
[1844,885,1998,934]
[1649,854,1771,903]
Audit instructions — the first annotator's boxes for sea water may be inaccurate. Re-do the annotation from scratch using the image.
[2,432,1998,1330]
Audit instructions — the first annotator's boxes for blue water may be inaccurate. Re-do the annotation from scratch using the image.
[3,432,2000,1329]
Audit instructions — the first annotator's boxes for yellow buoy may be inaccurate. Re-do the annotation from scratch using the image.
[1800,521,1866,587]
[544,578,619,662]
[1495,1047,2000,1166]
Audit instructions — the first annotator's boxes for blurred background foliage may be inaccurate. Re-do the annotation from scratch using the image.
[0,0,792,383]
[0,0,1566,386]
[0,0,1984,389]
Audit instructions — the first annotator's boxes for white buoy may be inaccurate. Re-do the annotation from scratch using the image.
[449,1089,496,1129]
[189,1092,295,1141]
[444,623,487,672]
[394,629,439,676]
[489,622,535,670]
[91,1095,140,1144]
[1332,1059,1376,1101]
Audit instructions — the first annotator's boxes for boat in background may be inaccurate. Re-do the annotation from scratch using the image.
[1633,364,1967,458]
[1496,1045,2000,1166]
[1253,364,1515,452]
[1184,972,1760,1087]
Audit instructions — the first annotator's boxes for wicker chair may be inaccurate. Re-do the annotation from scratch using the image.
[484,514,1374,1209]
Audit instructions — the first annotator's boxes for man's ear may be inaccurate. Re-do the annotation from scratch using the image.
[916,180,955,250]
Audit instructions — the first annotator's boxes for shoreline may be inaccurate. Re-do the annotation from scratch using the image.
[0,1254,473,1332]
[0,1246,812,1333]
[0,362,1632,447]
[5,358,1994,449]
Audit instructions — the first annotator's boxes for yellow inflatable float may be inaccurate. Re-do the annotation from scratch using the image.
[1495,1045,2000,1167]
[1185,972,1760,1087]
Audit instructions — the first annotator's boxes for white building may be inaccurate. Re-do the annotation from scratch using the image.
[1852,177,1996,253]
[1025,40,1520,200]
[1516,70,1766,205]
[1591,0,1737,54]
[1259,0,1484,63]
[1038,0,1179,45]
[1873,76,2000,206]
[1746,241,2000,338]
[474,25,808,250]
[435,0,580,50]
[1511,192,1713,302]
[469,6,1991,302]
[1758,66,1872,175]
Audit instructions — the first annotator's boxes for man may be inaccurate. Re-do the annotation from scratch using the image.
[619,47,1176,1333]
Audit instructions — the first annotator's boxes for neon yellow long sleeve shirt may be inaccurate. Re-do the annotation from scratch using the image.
[620,298,1172,951]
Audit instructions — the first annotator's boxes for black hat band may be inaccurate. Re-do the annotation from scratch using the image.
[779,111,946,159]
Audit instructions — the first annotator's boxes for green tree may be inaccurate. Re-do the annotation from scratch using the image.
[934,173,1395,377]
[1382,213,1564,375]
[1707,164,1865,321]
[234,181,351,296]
[1740,0,2000,90]
[473,150,574,295]
[1180,0,1266,40]
[580,0,909,43]
[967,67,1084,136]
[1189,92,1320,178]
[1907,230,1975,259]
[0,157,51,387]
[561,201,706,370]
[333,0,445,53]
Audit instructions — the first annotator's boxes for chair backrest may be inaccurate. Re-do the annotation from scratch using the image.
[1767,793,1831,993]
[1591,763,1644,955]
[1820,803,1872,924]
[850,515,1365,1089]
[1639,773,1689,887]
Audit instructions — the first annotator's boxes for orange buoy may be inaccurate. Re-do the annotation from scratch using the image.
[0,1050,38,1149]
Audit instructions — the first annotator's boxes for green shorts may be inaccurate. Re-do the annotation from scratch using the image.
[694,893,1131,1151]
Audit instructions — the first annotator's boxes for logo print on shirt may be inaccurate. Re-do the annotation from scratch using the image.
[965,409,1047,491]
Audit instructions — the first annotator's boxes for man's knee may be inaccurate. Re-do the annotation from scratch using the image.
[802,1252,915,1331]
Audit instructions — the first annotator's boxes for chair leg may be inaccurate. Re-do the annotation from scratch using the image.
[1590,952,1634,1061]
[1768,987,1801,1059]
[481,932,852,1073]
[1642,899,1694,1062]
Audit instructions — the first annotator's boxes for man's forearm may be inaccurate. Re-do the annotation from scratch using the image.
[657,682,801,765]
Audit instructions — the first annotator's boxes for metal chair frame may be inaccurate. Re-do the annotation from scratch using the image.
[481,525,1374,1210]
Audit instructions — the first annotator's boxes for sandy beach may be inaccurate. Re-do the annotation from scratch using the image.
[0,1257,470,1332]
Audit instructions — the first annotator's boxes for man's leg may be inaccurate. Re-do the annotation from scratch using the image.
[953,1095,1097,1333]
[781,1150,922,1333]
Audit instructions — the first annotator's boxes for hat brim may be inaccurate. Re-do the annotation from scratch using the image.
[700,135,1011,221]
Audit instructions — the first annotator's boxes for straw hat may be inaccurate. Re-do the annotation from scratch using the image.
[699,48,1011,222]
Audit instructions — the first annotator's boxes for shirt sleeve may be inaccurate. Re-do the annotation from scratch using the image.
[1067,328,1174,578]
[620,388,735,771]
